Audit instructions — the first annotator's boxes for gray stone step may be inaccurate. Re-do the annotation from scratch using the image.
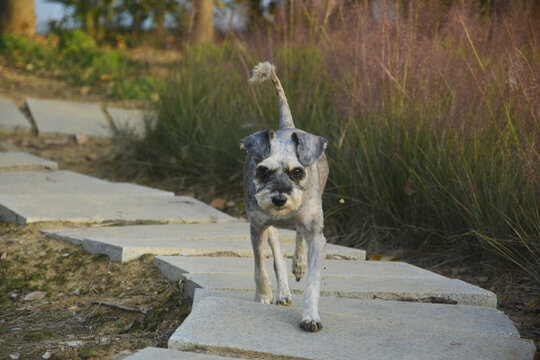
[169,297,536,360]
[0,195,236,225]
[0,98,32,131]
[43,223,365,262]
[181,272,496,307]
[122,347,240,360]
[106,107,156,138]
[154,256,445,280]
[0,152,57,171]
[44,222,295,245]
[26,98,111,137]
[193,288,517,337]
[0,170,173,196]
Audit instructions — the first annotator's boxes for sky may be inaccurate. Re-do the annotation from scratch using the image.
[33,0,250,33]
[35,0,66,33]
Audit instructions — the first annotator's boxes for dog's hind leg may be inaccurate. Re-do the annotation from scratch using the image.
[267,226,292,306]
[292,228,307,282]
[250,224,273,304]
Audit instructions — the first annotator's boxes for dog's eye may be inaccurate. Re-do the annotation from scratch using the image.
[290,167,305,181]
[256,166,272,181]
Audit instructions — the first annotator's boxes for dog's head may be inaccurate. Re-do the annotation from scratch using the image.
[240,129,327,218]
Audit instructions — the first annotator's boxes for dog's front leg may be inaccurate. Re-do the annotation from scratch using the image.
[267,226,292,306]
[300,227,326,332]
[250,224,273,304]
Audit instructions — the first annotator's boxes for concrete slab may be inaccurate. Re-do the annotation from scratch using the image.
[169,297,536,360]
[106,107,156,138]
[123,347,239,360]
[0,170,173,196]
[26,98,111,137]
[43,222,294,245]
[0,195,236,225]
[0,98,31,131]
[0,152,57,171]
[154,256,445,280]
[181,273,497,307]
[42,223,365,260]
[192,289,519,337]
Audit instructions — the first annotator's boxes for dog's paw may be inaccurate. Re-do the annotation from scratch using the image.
[254,294,272,304]
[275,296,292,306]
[292,256,306,282]
[300,320,323,332]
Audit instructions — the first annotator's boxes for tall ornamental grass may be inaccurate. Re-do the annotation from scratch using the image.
[138,1,539,280]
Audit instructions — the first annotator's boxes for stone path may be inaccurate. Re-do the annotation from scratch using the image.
[26,98,112,137]
[107,107,155,138]
[0,96,152,138]
[0,148,535,359]
[0,151,57,171]
[0,98,32,132]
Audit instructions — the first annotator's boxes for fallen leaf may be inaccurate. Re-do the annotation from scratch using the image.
[450,341,462,345]
[74,133,89,145]
[404,178,416,196]
[85,153,98,161]
[210,198,226,210]
[24,291,47,301]
[1,251,7,260]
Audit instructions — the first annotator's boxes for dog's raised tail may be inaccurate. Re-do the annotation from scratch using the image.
[249,61,295,129]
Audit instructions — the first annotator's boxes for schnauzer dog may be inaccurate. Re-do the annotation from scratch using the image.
[240,62,328,332]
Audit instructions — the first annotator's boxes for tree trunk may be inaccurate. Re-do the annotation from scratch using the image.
[0,0,36,37]
[194,0,214,44]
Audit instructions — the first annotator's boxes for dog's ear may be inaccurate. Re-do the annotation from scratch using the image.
[240,129,274,160]
[291,131,328,166]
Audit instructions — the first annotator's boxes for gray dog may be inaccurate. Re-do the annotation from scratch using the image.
[240,62,328,332]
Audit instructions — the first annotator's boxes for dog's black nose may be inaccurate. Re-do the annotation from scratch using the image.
[271,195,287,207]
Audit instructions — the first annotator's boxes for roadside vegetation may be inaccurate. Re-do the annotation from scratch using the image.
[0,30,164,99]
[133,1,540,282]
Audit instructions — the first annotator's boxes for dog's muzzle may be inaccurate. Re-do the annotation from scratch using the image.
[271,194,287,207]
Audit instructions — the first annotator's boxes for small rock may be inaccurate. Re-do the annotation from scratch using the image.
[42,351,51,359]
[66,340,82,347]
[61,253,70,257]
[9,354,19,359]
[1,251,7,260]
[210,198,226,210]
[24,291,47,301]
[74,288,80,295]
[10,293,17,300]
[226,200,236,208]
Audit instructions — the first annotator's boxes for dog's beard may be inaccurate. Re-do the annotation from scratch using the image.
[255,187,303,218]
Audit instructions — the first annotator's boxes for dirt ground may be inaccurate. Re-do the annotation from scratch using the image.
[0,68,538,359]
